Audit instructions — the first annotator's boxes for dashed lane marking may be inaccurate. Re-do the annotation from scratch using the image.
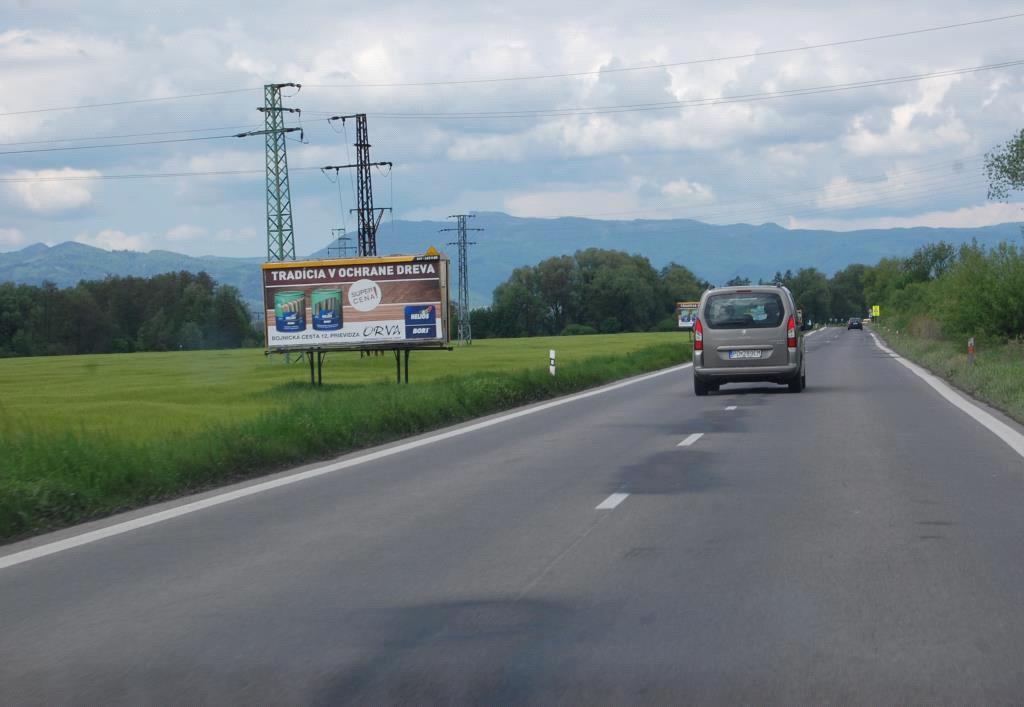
[678,433,705,447]
[596,493,629,510]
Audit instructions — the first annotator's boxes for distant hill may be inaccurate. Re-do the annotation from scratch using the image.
[3,214,1022,309]
[0,241,265,309]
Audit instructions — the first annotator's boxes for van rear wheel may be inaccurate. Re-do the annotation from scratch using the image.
[788,372,804,393]
[694,377,710,396]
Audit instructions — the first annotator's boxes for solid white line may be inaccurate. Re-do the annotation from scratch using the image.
[725,405,737,411]
[0,361,694,571]
[678,432,704,447]
[870,333,1024,460]
[595,493,629,510]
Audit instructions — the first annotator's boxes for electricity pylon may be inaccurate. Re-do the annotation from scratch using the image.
[440,214,482,345]
[236,83,303,262]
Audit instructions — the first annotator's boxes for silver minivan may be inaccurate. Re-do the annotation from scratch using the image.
[692,285,806,395]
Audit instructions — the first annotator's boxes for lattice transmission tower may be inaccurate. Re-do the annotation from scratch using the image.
[236,83,303,262]
[440,214,483,345]
[324,114,392,257]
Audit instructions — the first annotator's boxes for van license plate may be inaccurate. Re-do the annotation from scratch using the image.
[729,349,762,360]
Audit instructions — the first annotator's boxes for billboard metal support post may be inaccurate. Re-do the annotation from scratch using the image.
[393,349,411,384]
[305,350,327,386]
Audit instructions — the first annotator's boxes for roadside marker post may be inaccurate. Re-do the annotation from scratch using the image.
[968,337,976,367]
[549,349,556,376]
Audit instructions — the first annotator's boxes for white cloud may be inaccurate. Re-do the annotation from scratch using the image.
[0,29,120,62]
[661,179,714,203]
[788,202,1024,231]
[163,150,262,177]
[3,168,101,213]
[226,51,275,78]
[166,224,206,241]
[504,186,639,218]
[75,229,149,251]
[215,227,257,243]
[0,228,25,250]
[842,76,970,156]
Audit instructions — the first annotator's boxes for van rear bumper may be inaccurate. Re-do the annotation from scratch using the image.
[693,362,800,383]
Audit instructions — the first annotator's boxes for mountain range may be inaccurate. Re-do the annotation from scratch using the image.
[2,213,1021,310]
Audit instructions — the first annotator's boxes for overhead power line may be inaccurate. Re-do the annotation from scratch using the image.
[0,87,260,119]
[0,124,260,148]
[0,133,248,156]
[0,166,325,182]
[3,11,1020,122]
[338,59,1024,119]
[304,12,1024,88]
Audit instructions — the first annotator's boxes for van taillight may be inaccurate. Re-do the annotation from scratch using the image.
[694,318,703,351]
[787,315,797,349]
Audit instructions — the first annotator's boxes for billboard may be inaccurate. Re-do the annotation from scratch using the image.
[262,251,449,351]
[677,301,699,329]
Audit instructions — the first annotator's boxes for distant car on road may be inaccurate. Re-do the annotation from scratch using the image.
[847,318,863,330]
[692,285,806,395]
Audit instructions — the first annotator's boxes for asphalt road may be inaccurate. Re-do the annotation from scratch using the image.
[3,328,1024,704]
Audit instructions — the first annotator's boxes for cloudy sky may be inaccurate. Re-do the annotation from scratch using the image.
[2,0,1024,257]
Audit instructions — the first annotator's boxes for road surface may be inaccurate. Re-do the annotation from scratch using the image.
[3,328,1024,704]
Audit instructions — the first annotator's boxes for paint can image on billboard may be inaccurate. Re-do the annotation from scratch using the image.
[312,289,342,331]
[275,291,306,332]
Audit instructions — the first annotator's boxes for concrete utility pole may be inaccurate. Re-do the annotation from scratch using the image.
[440,214,483,345]
[236,83,303,262]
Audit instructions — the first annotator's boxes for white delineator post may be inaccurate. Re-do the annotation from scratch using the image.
[549,349,556,376]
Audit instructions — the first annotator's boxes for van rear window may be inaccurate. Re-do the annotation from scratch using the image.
[704,293,785,329]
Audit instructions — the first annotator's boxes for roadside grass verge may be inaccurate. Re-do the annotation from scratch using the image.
[0,332,679,442]
[875,326,1024,424]
[0,341,689,541]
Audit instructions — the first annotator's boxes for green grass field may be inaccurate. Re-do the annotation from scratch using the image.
[0,333,689,539]
[0,333,681,442]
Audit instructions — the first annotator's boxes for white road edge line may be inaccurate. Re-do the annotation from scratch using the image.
[595,493,629,510]
[678,432,705,447]
[0,361,695,571]
[870,333,1024,460]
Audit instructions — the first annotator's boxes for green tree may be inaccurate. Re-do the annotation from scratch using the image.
[985,128,1024,201]
[208,285,257,349]
[830,264,869,320]
[490,266,546,337]
[902,242,956,283]
[787,268,831,323]
[534,255,581,333]
[659,263,706,305]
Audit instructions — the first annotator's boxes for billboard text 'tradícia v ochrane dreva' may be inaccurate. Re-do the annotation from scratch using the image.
[261,253,449,351]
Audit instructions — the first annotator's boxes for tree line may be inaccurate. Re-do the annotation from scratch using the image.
[0,271,260,357]
[462,240,1023,342]
[466,248,709,338]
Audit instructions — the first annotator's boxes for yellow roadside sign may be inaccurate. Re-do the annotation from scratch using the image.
[871,305,881,317]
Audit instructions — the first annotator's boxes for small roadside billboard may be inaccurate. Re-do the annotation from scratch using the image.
[677,301,699,329]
